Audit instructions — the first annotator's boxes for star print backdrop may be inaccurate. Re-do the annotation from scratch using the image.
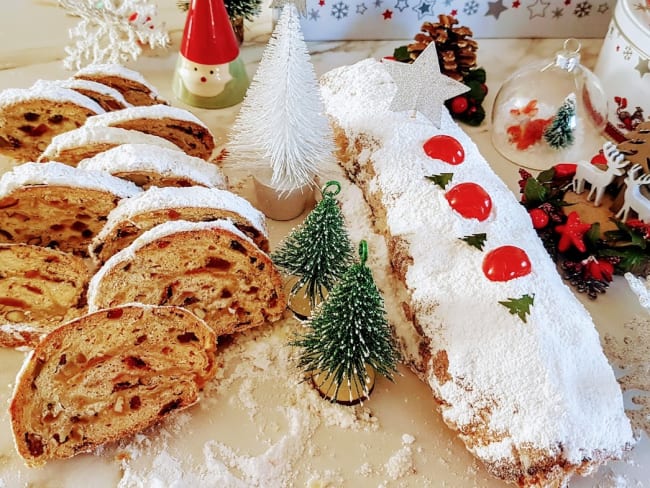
[298,0,615,39]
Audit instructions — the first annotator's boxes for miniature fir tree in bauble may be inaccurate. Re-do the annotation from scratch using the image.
[292,241,400,404]
[225,2,334,192]
[544,93,577,149]
[271,181,354,314]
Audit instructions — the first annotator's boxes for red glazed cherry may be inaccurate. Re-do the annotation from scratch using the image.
[553,163,577,179]
[445,182,492,221]
[483,246,532,282]
[450,96,469,114]
[423,135,465,165]
[529,208,549,229]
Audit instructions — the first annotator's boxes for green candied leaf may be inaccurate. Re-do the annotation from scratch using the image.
[498,294,535,323]
[606,219,647,249]
[466,80,486,103]
[425,173,454,189]
[523,177,549,205]
[459,233,487,251]
[393,45,411,63]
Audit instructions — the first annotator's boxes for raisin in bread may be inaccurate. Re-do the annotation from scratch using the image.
[38,126,182,167]
[74,63,168,107]
[320,58,634,487]
[32,79,131,112]
[0,162,141,256]
[87,219,285,336]
[9,303,217,467]
[77,143,227,190]
[0,85,104,162]
[0,244,89,349]
[83,105,216,160]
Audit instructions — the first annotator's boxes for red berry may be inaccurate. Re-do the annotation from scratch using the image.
[483,246,532,282]
[423,135,465,165]
[450,96,469,114]
[445,182,492,221]
[529,208,549,229]
[553,163,577,179]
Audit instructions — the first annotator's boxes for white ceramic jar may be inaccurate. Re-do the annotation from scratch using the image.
[594,0,650,141]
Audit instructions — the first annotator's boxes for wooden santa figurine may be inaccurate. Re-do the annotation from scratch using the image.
[172,0,250,109]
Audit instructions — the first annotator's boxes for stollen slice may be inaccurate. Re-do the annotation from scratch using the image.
[87,219,286,336]
[9,303,217,467]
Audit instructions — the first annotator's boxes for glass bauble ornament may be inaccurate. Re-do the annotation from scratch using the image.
[491,39,608,170]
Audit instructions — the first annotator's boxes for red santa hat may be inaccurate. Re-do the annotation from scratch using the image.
[179,0,239,66]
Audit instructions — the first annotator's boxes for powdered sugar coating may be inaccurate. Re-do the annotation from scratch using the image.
[94,186,267,244]
[0,84,104,115]
[31,79,131,108]
[84,104,209,129]
[0,161,141,199]
[74,63,163,100]
[78,144,226,189]
[39,126,181,161]
[321,59,634,467]
[87,219,259,312]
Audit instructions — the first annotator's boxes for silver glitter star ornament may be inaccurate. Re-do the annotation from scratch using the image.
[384,43,470,128]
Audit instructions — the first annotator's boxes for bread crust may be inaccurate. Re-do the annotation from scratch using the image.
[87,220,286,336]
[74,73,167,107]
[9,304,217,467]
[0,244,89,348]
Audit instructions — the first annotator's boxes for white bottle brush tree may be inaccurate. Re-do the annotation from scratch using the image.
[271,180,355,312]
[225,2,334,192]
[291,240,400,404]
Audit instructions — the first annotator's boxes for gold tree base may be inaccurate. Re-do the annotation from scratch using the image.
[311,365,376,406]
[284,276,327,321]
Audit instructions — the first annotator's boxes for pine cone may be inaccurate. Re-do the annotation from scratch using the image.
[406,15,479,81]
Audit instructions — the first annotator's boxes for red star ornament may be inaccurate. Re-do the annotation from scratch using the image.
[382,9,393,19]
[555,211,591,253]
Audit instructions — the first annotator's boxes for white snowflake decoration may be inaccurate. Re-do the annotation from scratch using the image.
[59,0,170,70]
[625,273,650,314]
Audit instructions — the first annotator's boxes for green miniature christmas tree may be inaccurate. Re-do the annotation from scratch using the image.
[271,181,354,310]
[177,0,262,22]
[544,93,577,149]
[292,240,400,404]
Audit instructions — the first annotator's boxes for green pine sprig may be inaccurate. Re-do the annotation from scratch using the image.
[498,294,535,323]
[291,241,400,402]
[271,181,355,308]
[459,233,487,251]
[425,173,454,190]
[177,0,262,22]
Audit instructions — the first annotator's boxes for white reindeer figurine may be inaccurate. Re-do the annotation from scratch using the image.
[572,142,628,206]
[616,164,650,222]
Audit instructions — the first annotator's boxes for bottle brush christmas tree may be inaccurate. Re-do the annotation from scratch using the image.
[271,181,354,316]
[177,0,262,22]
[225,2,334,193]
[292,240,400,404]
[544,93,577,149]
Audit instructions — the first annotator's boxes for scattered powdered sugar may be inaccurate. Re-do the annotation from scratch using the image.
[320,58,634,469]
[85,104,209,129]
[0,161,141,199]
[39,126,181,159]
[0,84,104,115]
[384,434,416,480]
[78,144,227,189]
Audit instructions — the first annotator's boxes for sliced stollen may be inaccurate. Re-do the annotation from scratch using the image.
[32,79,131,112]
[38,126,182,167]
[9,303,217,467]
[0,244,89,349]
[0,162,141,256]
[77,143,227,190]
[90,186,268,264]
[320,58,634,487]
[74,63,168,106]
[87,219,286,336]
[83,104,216,160]
[0,84,104,162]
